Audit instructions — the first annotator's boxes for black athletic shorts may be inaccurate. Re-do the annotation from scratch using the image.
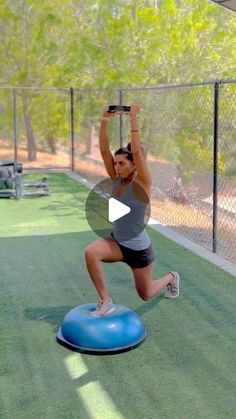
[111,233,155,269]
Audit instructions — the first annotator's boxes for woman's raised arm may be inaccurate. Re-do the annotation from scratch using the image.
[129,104,151,187]
[99,109,117,179]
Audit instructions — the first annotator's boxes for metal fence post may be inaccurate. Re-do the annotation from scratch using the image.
[119,89,123,147]
[213,81,219,253]
[13,88,17,164]
[70,87,75,171]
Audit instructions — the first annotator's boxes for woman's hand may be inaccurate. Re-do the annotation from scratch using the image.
[130,103,140,117]
[102,106,120,120]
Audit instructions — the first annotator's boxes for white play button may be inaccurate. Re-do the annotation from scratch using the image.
[108,197,131,222]
[85,178,150,240]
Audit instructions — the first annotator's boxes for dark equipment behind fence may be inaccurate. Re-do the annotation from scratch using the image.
[0,160,50,199]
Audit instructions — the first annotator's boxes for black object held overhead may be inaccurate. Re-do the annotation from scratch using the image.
[107,105,131,113]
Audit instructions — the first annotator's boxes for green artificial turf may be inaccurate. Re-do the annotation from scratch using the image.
[0,173,236,419]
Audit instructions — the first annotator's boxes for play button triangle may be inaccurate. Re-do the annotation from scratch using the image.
[108,197,131,222]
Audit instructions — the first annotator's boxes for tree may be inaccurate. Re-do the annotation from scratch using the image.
[0,0,66,160]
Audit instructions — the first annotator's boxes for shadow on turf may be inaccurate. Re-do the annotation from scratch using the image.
[24,305,74,332]
[134,295,163,316]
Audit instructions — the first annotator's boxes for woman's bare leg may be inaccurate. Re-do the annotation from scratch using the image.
[132,264,175,301]
[84,236,123,300]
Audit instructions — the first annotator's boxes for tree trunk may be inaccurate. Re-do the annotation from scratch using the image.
[86,123,93,155]
[47,136,57,154]
[132,1,137,20]
[22,93,37,161]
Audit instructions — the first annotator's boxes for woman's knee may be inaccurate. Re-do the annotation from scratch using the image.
[136,287,151,301]
[84,244,98,263]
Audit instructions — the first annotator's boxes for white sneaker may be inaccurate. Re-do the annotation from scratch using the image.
[91,298,115,317]
[165,272,180,299]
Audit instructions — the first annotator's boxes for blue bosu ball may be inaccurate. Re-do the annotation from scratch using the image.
[57,303,146,354]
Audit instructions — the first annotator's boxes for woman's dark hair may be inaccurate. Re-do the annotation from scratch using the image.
[114,143,133,162]
[114,142,147,161]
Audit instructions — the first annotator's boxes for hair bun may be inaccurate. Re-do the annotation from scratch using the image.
[126,142,132,152]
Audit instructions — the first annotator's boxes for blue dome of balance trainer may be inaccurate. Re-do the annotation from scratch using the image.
[57,303,146,354]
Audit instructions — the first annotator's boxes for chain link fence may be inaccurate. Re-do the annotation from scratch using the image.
[217,82,236,260]
[122,83,215,252]
[121,81,236,263]
[0,81,235,263]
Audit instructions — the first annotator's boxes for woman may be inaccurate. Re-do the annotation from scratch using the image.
[84,104,180,316]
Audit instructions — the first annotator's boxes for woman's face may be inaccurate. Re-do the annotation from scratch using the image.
[114,154,135,179]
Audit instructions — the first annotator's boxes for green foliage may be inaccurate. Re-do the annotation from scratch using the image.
[0,0,235,88]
